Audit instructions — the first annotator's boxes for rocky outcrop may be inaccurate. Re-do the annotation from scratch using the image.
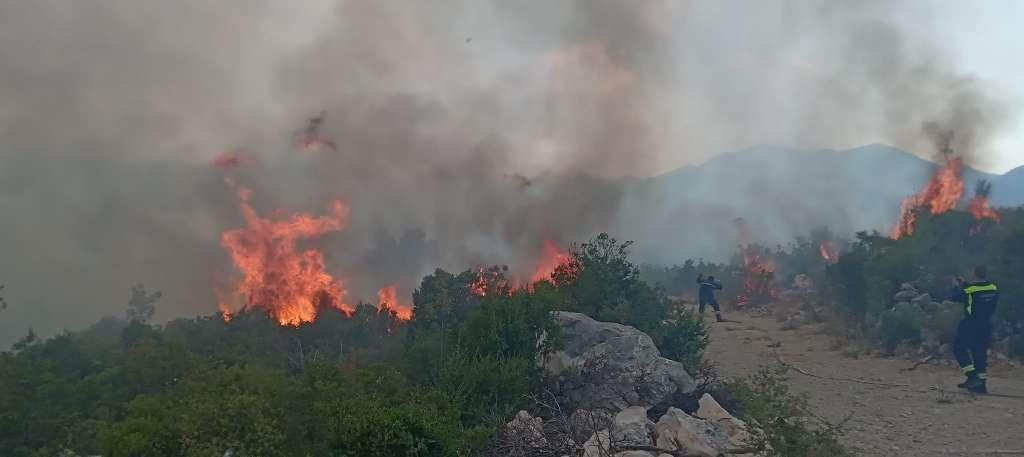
[696,394,751,449]
[611,406,655,447]
[502,313,754,457]
[655,407,729,457]
[544,312,697,412]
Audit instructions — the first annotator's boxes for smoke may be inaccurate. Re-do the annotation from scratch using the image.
[0,0,1018,345]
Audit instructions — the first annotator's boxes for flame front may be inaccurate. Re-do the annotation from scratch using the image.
[892,155,964,239]
[377,284,413,320]
[219,190,353,326]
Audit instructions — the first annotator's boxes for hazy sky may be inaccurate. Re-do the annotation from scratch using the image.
[890,0,1024,173]
[886,2,1023,172]
[1,0,1022,345]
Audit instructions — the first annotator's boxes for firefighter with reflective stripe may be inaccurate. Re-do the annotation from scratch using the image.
[949,265,999,394]
[696,274,724,322]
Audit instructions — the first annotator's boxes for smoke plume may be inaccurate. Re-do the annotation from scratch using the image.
[0,0,1017,344]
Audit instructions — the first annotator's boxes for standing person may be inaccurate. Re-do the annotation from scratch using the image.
[696,273,724,322]
[950,265,999,394]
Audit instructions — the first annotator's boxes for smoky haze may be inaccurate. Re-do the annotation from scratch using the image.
[0,0,1017,346]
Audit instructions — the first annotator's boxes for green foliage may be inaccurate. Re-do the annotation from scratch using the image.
[875,304,923,352]
[649,307,709,373]
[724,367,850,457]
[825,207,1024,356]
[554,233,664,329]
[0,233,717,455]
[126,283,161,324]
[556,233,709,370]
[404,269,561,431]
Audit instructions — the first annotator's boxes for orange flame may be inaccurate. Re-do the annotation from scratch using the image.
[891,155,964,239]
[530,239,570,284]
[819,241,839,264]
[736,250,777,307]
[968,197,1000,222]
[219,190,353,326]
[377,284,413,321]
[469,265,515,297]
[211,150,244,170]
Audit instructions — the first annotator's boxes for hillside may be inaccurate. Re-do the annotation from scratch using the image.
[614,144,1015,263]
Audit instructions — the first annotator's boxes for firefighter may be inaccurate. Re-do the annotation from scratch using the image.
[696,273,724,322]
[949,265,999,394]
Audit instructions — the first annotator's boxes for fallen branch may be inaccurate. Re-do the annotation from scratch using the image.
[900,355,935,372]
[773,353,911,388]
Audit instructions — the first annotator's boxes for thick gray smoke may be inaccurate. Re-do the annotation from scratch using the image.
[0,0,1017,345]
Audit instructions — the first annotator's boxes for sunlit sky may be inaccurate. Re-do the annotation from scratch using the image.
[895,0,1024,172]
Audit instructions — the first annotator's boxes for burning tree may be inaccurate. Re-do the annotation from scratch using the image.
[968,179,1001,236]
[891,154,965,239]
[219,191,353,326]
[735,244,778,308]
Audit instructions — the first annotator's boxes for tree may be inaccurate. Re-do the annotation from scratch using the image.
[126,284,161,324]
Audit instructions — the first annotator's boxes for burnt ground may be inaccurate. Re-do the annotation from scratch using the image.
[705,313,1024,457]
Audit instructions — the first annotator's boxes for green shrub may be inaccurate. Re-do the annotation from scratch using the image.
[650,307,709,373]
[724,367,850,457]
[875,304,923,352]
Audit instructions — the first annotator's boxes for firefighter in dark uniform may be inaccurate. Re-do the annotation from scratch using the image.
[696,274,724,322]
[950,265,999,394]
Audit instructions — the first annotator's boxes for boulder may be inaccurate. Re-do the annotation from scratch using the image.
[570,409,614,443]
[582,429,611,457]
[910,293,932,309]
[505,410,547,448]
[696,394,751,449]
[655,407,728,457]
[545,312,697,413]
[893,290,919,302]
[611,406,655,447]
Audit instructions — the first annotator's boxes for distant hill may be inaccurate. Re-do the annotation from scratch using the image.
[993,165,1024,207]
[611,144,1017,263]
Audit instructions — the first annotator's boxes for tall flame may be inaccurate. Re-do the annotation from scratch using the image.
[530,239,570,284]
[377,284,413,320]
[891,155,964,239]
[219,190,353,326]
[736,250,777,307]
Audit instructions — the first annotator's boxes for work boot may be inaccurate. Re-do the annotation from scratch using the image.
[715,313,724,323]
[966,378,987,394]
[957,371,978,389]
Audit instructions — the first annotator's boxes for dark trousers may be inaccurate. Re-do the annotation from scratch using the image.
[699,299,720,314]
[953,318,992,375]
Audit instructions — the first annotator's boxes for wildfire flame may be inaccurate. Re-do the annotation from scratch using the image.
[530,239,570,284]
[968,180,1000,223]
[377,284,413,320]
[219,189,353,326]
[211,150,244,170]
[469,265,514,297]
[891,155,964,239]
[819,241,840,264]
[736,249,777,307]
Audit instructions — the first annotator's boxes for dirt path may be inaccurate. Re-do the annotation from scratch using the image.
[705,314,1024,457]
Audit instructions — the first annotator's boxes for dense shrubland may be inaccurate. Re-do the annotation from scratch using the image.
[644,207,1024,360]
[0,234,720,456]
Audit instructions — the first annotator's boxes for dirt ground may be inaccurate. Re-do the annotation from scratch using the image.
[705,313,1024,457]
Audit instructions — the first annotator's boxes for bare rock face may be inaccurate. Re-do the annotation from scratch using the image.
[695,394,751,450]
[611,406,655,447]
[655,407,729,457]
[545,312,697,413]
